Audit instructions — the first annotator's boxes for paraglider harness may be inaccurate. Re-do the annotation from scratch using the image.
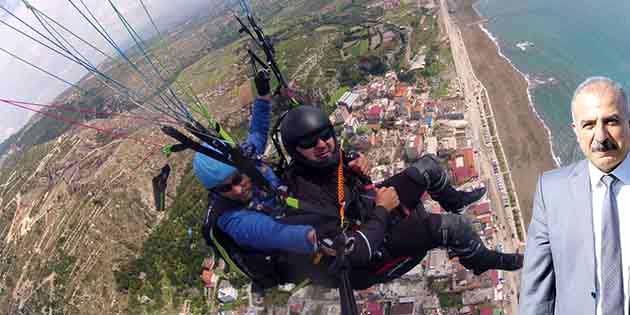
[201,192,288,290]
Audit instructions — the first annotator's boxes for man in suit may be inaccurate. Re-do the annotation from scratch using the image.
[519,76,629,315]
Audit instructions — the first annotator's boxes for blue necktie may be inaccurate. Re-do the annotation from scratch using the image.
[601,174,624,315]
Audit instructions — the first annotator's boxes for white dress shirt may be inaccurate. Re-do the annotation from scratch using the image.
[589,154,630,315]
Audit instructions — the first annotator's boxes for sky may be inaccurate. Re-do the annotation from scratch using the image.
[0,0,217,141]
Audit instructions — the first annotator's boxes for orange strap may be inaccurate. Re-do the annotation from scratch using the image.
[338,150,345,227]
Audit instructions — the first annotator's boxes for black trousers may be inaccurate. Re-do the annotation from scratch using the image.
[378,170,450,258]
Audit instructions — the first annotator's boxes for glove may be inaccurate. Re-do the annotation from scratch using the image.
[317,232,355,258]
[315,220,342,240]
[254,70,271,96]
[239,142,257,159]
[322,232,372,270]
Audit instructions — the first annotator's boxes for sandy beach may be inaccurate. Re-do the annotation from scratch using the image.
[451,0,556,225]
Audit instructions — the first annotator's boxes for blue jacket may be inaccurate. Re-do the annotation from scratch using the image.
[212,98,315,255]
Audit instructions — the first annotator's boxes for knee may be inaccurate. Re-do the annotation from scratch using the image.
[438,214,477,247]
[404,154,448,192]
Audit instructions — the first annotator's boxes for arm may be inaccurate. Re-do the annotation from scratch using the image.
[345,187,396,267]
[217,209,316,255]
[346,205,389,266]
[519,176,556,315]
[245,96,272,155]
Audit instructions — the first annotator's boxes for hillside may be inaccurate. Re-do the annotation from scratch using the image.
[0,116,191,313]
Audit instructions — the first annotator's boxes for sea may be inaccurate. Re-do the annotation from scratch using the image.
[473,0,630,166]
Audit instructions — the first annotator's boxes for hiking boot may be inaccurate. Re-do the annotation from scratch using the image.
[460,250,524,276]
[446,187,487,214]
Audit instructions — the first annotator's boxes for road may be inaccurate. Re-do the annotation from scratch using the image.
[438,0,522,313]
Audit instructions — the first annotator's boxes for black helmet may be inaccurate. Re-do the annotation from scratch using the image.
[280,106,339,169]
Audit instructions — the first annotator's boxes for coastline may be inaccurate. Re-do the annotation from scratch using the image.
[475,19,562,167]
[452,0,556,225]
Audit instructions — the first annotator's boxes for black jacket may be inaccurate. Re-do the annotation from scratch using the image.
[282,163,390,268]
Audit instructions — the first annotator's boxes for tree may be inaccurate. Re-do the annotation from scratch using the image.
[355,125,369,136]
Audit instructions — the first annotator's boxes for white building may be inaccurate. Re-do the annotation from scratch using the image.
[218,285,238,303]
[337,91,361,109]
[425,137,438,155]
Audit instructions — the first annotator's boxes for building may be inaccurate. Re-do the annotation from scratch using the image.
[217,281,238,303]
[425,137,438,155]
[289,303,304,315]
[385,71,398,82]
[449,148,479,184]
[470,201,491,216]
[394,84,408,96]
[488,270,500,287]
[455,268,473,286]
[404,135,424,162]
[330,106,350,125]
[383,0,401,9]
[410,54,426,71]
[337,91,361,108]
[425,116,433,128]
[360,302,384,315]
[367,106,384,124]
[368,82,385,98]
[477,214,492,226]
[462,288,495,305]
[410,103,423,121]
[437,112,464,120]
[440,136,457,151]
[344,116,361,135]
[439,120,468,129]
[391,302,414,315]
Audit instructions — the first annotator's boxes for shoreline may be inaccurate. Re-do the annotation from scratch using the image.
[452,0,557,225]
[474,13,562,167]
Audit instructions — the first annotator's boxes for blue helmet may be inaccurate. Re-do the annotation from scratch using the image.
[192,144,237,190]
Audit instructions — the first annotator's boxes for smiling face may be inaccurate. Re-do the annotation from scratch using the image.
[217,173,253,203]
[572,80,630,173]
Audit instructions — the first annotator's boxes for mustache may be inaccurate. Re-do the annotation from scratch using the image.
[591,138,618,152]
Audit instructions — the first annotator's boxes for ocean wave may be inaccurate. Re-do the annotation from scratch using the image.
[516,41,534,52]
[476,22,562,167]
[529,76,558,88]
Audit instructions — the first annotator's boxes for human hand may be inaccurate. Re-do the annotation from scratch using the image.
[375,187,399,211]
[254,69,271,96]
[314,222,342,256]
[348,153,370,176]
[318,237,338,256]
